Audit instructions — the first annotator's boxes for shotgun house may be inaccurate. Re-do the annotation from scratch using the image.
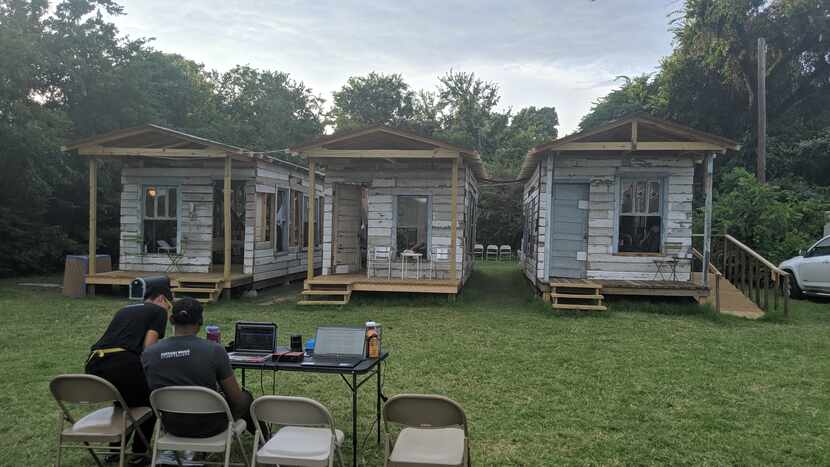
[518,115,738,311]
[290,127,484,305]
[63,124,324,303]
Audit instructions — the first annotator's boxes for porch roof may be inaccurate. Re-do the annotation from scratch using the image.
[290,126,487,179]
[517,114,740,180]
[63,124,316,174]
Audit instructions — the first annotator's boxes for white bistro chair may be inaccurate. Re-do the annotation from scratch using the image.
[370,246,393,279]
[485,245,499,261]
[50,374,152,467]
[249,396,343,467]
[473,244,484,260]
[499,245,512,261]
[430,247,451,280]
[149,386,248,467]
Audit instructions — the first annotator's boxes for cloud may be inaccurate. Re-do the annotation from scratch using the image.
[113,0,677,133]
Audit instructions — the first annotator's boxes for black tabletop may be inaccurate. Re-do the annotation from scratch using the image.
[231,350,389,374]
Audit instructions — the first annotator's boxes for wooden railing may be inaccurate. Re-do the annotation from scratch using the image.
[699,234,790,317]
[691,246,722,313]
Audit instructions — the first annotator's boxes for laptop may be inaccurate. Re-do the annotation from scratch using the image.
[301,326,366,368]
[227,322,277,363]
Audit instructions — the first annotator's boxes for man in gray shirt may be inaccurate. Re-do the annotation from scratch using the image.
[142,298,253,438]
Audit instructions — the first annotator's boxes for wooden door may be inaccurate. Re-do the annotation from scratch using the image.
[333,184,362,273]
[549,183,589,278]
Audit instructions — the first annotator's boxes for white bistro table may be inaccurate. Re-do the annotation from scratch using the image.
[400,251,422,279]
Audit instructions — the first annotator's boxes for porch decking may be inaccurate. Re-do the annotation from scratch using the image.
[545,276,709,299]
[300,273,461,305]
[85,268,253,303]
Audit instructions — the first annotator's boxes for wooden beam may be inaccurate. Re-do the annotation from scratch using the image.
[634,142,726,151]
[307,159,316,281]
[450,157,459,281]
[556,142,633,151]
[223,156,232,287]
[88,159,97,279]
[631,120,638,151]
[702,153,715,288]
[77,145,228,158]
[301,149,459,159]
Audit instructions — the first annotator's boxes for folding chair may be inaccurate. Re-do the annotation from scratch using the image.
[371,246,393,279]
[383,394,471,467]
[485,245,499,261]
[249,396,343,467]
[50,374,152,467]
[149,386,248,467]
[430,246,451,280]
[499,245,512,261]
[472,244,484,260]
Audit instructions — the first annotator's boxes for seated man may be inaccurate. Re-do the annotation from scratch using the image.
[141,298,254,438]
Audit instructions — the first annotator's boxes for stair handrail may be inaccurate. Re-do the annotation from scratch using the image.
[722,234,789,280]
[691,247,723,276]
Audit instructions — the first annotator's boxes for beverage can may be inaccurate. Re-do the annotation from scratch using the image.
[206,325,221,343]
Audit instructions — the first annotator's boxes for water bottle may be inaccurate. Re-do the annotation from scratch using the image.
[206,325,221,344]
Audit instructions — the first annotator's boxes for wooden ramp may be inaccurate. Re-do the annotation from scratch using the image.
[548,278,607,311]
[700,273,764,319]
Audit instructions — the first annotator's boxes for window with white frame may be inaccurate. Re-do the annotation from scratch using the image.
[256,192,274,243]
[143,186,179,254]
[618,179,663,253]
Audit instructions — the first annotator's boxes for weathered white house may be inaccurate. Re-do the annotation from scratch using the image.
[519,115,738,310]
[63,124,323,302]
[290,127,485,304]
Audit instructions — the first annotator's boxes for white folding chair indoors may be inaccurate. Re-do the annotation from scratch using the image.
[50,374,152,467]
[149,386,248,467]
[249,396,343,467]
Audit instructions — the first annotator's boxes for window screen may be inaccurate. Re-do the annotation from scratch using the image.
[618,179,662,253]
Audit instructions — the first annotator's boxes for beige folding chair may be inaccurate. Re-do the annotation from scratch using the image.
[485,245,499,261]
[499,245,512,261]
[383,394,470,467]
[249,396,343,467]
[149,386,248,467]
[473,244,484,260]
[50,374,152,467]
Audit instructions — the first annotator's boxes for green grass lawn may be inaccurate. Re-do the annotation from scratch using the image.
[1,262,829,466]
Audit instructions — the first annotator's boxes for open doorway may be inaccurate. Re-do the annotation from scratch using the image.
[332,183,368,274]
[212,180,246,268]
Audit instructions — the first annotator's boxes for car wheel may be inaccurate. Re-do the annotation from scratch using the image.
[786,271,804,299]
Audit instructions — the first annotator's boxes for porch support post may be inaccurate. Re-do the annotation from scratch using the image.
[307,159,316,281]
[702,152,715,288]
[223,155,232,287]
[450,156,459,281]
[88,158,98,285]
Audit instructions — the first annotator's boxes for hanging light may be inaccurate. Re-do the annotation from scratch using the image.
[147,187,157,197]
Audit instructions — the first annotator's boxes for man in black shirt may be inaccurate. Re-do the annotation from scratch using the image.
[142,298,255,438]
[86,277,172,465]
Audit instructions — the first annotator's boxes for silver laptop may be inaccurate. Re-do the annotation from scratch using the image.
[228,322,277,363]
[301,326,366,368]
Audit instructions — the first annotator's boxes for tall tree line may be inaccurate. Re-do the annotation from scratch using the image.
[0,0,556,276]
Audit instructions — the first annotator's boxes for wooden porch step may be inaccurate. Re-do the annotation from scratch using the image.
[550,293,604,300]
[174,287,221,293]
[553,303,608,311]
[550,281,601,289]
[298,298,350,306]
[301,290,351,296]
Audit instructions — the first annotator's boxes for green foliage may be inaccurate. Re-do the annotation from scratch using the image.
[331,72,415,130]
[579,75,665,130]
[711,167,830,263]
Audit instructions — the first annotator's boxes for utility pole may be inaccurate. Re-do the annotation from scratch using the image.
[757,37,767,184]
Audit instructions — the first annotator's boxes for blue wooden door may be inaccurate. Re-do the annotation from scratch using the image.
[549,183,589,278]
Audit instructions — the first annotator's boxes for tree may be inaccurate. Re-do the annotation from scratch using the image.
[579,75,664,130]
[330,72,415,131]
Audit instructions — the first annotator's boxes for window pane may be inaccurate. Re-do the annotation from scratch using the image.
[647,181,660,214]
[144,219,178,253]
[276,190,287,252]
[618,215,661,253]
[621,182,633,213]
[145,188,156,219]
[396,196,429,255]
[635,181,646,213]
[168,189,177,218]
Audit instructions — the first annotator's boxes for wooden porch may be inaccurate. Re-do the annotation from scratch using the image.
[300,273,461,305]
[542,276,709,312]
[85,268,252,303]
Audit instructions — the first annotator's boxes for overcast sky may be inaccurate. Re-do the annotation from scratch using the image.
[112,0,682,135]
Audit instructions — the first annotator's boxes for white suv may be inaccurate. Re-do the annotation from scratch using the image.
[779,235,830,298]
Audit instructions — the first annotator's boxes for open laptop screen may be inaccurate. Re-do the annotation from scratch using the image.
[234,322,276,353]
[314,326,365,357]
